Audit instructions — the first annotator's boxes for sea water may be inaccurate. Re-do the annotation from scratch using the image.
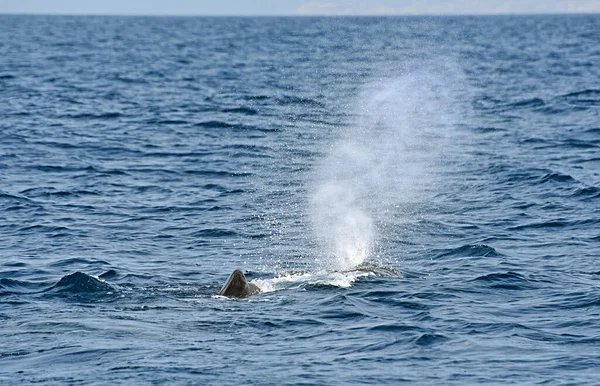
[1,15,599,384]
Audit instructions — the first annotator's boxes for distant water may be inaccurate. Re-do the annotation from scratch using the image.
[1,15,599,384]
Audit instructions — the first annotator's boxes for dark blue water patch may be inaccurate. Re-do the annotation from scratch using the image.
[15,224,75,239]
[98,270,118,280]
[19,187,100,199]
[0,192,34,206]
[472,126,507,134]
[58,112,125,120]
[538,172,576,184]
[434,244,503,259]
[193,120,278,133]
[153,119,190,125]
[140,150,216,158]
[1,261,28,268]
[28,164,99,174]
[508,220,567,231]
[519,137,549,145]
[461,321,531,336]
[365,323,423,334]
[220,143,274,153]
[115,273,156,285]
[564,135,600,147]
[472,96,502,111]
[509,97,546,110]
[558,89,600,106]
[584,127,600,134]
[48,257,110,268]
[181,169,253,178]
[571,186,600,199]
[531,291,600,311]
[494,167,552,185]
[276,95,326,108]
[240,94,271,102]
[571,157,600,166]
[221,106,258,115]
[190,228,238,238]
[508,218,599,231]
[0,278,50,295]
[201,183,232,193]
[412,333,449,347]
[317,307,368,321]
[476,97,548,114]
[471,271,536,290]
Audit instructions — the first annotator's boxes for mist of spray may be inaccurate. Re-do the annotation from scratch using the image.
[310,65,460,272]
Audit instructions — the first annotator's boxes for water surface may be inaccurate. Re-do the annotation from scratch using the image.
[1,15,599,384]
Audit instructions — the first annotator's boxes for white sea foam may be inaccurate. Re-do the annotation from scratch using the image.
[252,270,372,293]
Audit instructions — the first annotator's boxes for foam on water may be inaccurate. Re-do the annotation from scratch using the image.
[252,270,373,293]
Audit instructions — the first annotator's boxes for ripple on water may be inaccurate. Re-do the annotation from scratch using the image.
[1,14,600,385]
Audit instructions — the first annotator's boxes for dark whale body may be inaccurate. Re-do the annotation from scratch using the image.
[218,269,261,297]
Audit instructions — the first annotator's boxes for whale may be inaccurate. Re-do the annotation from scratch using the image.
[218,269,261,297]
[218,264,400,297]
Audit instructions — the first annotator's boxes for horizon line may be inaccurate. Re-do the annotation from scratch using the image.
[1,11,599,17]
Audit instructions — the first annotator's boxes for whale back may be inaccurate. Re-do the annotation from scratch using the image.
[352,263,402,278]
[218,269,261,297]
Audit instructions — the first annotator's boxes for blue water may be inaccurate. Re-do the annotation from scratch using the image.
[1,14,599,384]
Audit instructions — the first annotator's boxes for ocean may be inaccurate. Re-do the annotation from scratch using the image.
[1,14,599,384]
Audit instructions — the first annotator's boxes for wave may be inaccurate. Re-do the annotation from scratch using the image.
[475,90,600,115]
[182,169,252,178]
[17,224,72,236]
[276,95,326,108]
[58,112,125,120]
[98,270,118,279]
[0,278,45,294]
[508,221,567,231]
[221,106,258,115]
[154,119,189,125]
[509,97,545,109]
[538,172,576,183]
[473,126,507,134]
[559,89,600,105]
[2,271,117,298]
[413,333,449,346]
[435,244,502,259]
[48,257,110,268]
[572,186,600,199]
[561,139,599,149]
[194,120,278,132]
[19,187,100,198]
[191,228,238,237]
[471,271,535,290]
[27,164,106,174]
[0,192,33,203]
[531,291,600,311]
[509,218,598,231]
[47,272,115,300]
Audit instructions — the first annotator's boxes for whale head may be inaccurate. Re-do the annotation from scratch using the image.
[218,269,261,297]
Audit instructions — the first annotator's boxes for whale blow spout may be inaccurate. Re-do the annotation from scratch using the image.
[218,269,261,297]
